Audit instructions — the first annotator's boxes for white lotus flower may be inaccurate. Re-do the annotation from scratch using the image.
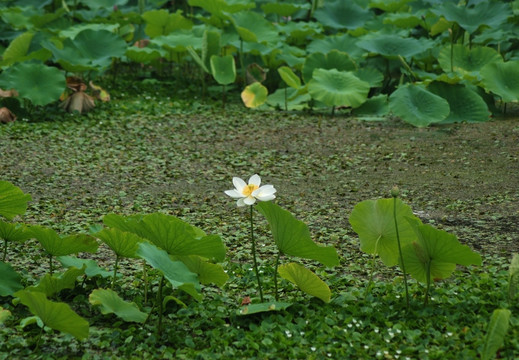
[225,174,276,207]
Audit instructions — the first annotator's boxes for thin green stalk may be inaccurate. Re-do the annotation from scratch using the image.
[143,260,148,305]
[48,254,54,275]
[3,238,7,261]
[274,251,281,301]
[111,255,120,289]
[392,192,410,308]
[34,326,44,351]
[250,206,264,302]
[157,275,165,333]
[365,236,381,297]
[424,261,431,306]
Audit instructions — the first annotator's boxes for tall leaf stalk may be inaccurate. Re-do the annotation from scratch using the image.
[392,187,410,308]
[250,206,264,302]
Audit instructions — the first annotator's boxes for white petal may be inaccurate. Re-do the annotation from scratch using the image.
[225,189,244,199]
[232,177,247,192]
[253,185,276,197]
[248,174,261,187]
[237,198,246,207]
[257,194,276,202]
[243,196,257,205]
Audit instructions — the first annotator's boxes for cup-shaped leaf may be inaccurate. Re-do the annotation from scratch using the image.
[278,66,301,89]
[256,202,339,267]
[89,288,147,323]
[308,69,370,108]
[29,226,99,257]
[427,82,490,123]
[210,55,236,86]
[481,61,519,103]
[349,198,418,267]
[302,50,357,84]
[402,219,482,284]
[25,266,85,298]
[438,45,502,75]
[278,262,332,303]
[58,256,112,279]
[314,0,373,30]
[136,242,201,301]
[95,228,142,259]
[481,309,511,360]
[389,84,450,127]
[229,11,279,44]
[0,261,23,296]
[357,33,434,60]
[241,82,268,108]
[0,181,32,220]
[177,255,228,287]
[0,221,30,243]
[14,290,89,340]
[237,301,292,316]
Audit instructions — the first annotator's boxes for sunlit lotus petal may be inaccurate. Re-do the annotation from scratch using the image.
[225,174,276,207]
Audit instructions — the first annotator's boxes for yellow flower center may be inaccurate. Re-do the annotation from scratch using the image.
[242,184,259,197]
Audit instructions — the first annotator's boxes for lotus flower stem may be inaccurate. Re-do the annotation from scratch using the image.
[111,255,120,289]
[392,189,410,308]
[250,206,264,302]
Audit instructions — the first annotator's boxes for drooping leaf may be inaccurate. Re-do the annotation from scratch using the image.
[14,290,89,340]
[89,288,147,323]
[0,221,30,243]
[102,213,144,234]
[480,61,519,103]
[438,45,502,75]
[25,266,85,298]
[427,82,490,123]
[136,242,201,301]
[302,50,357,84]
[210,55,236,86]
[0,181,32,220]
[0,261,23,296]
[278,66,301,89]
[308,69,370,108]
[402,219,482,284]
[229,11,279,44]
[481,309,511,360]
[29,225,99,257]
[95,228,142,259]
[142,9,192,38]
[349,198,419,267]
[241,82,268,108]
[177,255,228,287]
[357,33,434,60]
[237,301,292,315]
[154,31,203,53]
[58,256,112,279]
[314,0,373,30]
[256,202,339,267]
[389,84,450,127]
[278,262,331,303]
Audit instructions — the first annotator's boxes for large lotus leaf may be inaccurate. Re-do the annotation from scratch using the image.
[154,32,203,52]
[261,2,309,17]
[427,82,490,123]
[308,69,370,108]
[314,0,373,30]
[102,213,144,234]
[241,82,268,108]
[278,66,301,89]
[438,45,502,74]
[142,9,192,38]
[29,226,99,257]
[256,202,339,267]
[369,0,411,12]
[237,301,292,316]
[277,22,322,47]
[136,242,201,301]
[89,288,147,323]
[383,13,421,28]
[0,261,23,296]
[188,0,255,15]
[95,228,142,259]
[59,24,120,40]
[177,255,228,287]
[0,181,32,220]
[0,221,30,243]
[229,11,279,44]
[0,62,65,107]
[357,33,434,59]
[352,94,389,121]
[481,309,511,360]
[1,32,35,66]
[402,219,482,284]
[278,262,331,303]
[389,84,450,127]
[354,67,384,88]
[349,198,419,267]
[125,47,164,64]
[14,290,89,340]
[84,0,128,10]
[307,34,364,62]
[302,50,357,84]
[433,1,511,34]
[58,256,112,279]
[25,266,85,298]
[210,55,236,86]
[480,61,519,103]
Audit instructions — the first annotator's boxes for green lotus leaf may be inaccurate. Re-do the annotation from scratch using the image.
[278,66,301,89]
[314,0,373,30]
[25,266,85,298]
[89,288,147,323]
[229,11,279,44]
[0,62,65,107]
[303,50,357,84]
[59,24,120,40]
[354,67,384,88]
[480,61,519,103]
[308,69,370,108]
[369,0,412,12]
[433,1,511,34]
[349,198,419,267]
[389,84,450,127]
[154,31,203,53]
[402,219,482,284]
[0,307,11,324]
[202,30,221,71]
[95,228,142,259]
[102,213,144,234]
[188,0,255,16]
[142,9,192,38]
[29,226,99,257]
[0,221,30,243]
[382,13,421,28]
[427,82,490,123]
[266,87,311,111]
[177,255,228,287]
[210,55,236,86]
[136,242,201,301]
[125,47,164,64]
[438,45,502,74]
[352,94,389,121]
[261,2,309,17]
[84,0,128,10]
[307,34,364,62]
[278,262,331,303]
[0,261,23,296]
[481,309,511,360]
[1,31,33,66]
[237,301,292,316]
[241,82,268,108]
[58,256,112,279]
[256,202,339,267]
[357,33,434,59]
[14,290,89,340]
[0,181,32,220]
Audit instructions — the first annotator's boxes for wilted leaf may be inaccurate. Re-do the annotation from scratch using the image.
[0,107,16,123]
[0,88,18,98]
[241,82,268,108]
[89,81,110,102]
[66,77,87,92]
[60,91,95,114]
